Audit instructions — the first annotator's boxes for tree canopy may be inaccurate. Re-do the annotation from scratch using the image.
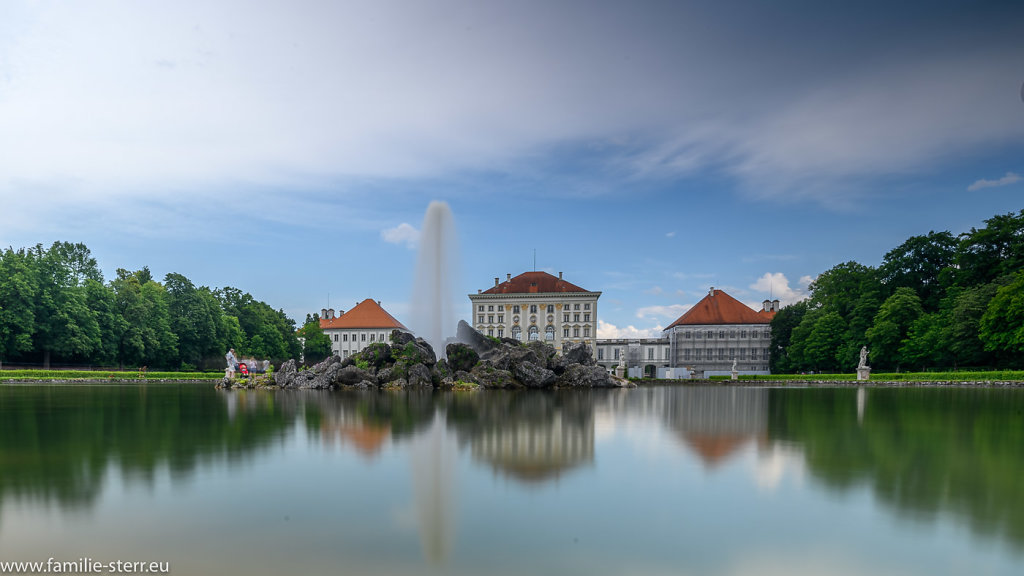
[0,242,304,370]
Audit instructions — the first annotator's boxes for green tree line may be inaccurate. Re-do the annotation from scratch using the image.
[771,209,1024,373]
[0,241,321,370]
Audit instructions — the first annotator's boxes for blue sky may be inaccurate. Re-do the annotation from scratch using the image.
[1,0,1022,338]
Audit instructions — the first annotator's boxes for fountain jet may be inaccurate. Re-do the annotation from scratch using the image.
[411,201,459,358]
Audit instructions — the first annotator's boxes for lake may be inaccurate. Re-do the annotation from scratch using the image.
[0,383,1021,575]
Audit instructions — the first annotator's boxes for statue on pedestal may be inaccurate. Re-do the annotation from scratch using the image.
[857,346,871,381]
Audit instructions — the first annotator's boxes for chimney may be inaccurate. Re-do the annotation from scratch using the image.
[559,271,563,279]
[772,299,780,312]
[507,273,511,281]
[321,308,327,319]
[377,300,381,305]
[709,286,716,297]
[762,299,771,312]
[477,289,481,293]
[494,277,499,287]
[328,308,335,319]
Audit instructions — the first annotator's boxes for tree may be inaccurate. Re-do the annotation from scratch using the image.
[0,248,37,367]
[31,243,102,368]
[803,311,846,372]
[979,272,1024,360]
[769,300,810,373]
[164,273,218,369]
[866,287,923,371]
[955,210,1024,287]
[297,316,332,365]
[879,231,956,311]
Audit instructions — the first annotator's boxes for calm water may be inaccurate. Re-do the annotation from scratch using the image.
[0,383,1021,575]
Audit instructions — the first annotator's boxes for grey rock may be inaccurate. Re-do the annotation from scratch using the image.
[408,363,434,388]
[445,343,480,372]
[513,360,557,388]
[557,364,618,388]
[390,330,415,346]
[525,341,557,368]
[275,359,298,387]
[561,342,596,366]
[337,365,374,386]
[456,319,498,356]
[471,362,521,389]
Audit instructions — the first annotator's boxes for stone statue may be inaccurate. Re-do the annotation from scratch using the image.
[731,358,737,372]
[857,346,871,381]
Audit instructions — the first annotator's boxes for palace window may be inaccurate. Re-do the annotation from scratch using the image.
[574,314,580,322]
[694,349,702,360]
[370,334,375,342]
[684,349,691,360]
[545,326,555,341]
[498,305,504,311]
[614,348,620,360]
[530,305,537,314]
[478,305,484,311]
[478,315,484,323]
[343,334,348,342]
[719,330,726,339]
[648,348,654,360]
[741,330,747,338]
[574,304,580,310]
[583,326,590,337]
[573,327,580,337]
[488,315,493,323]
[584,314,590,322]
[497,328,504,338]
[584,303,590,310]
[564,314,570,322]
[598,348,604,360]
[730,330,736,338]
[547,305,554,313]
[512,326,522,341]
[564,328,570,338]
[361,333,366,341]
[488,328,493,337]
[528,326,539,341]
[513,305,520,314]
[498,315,504,323]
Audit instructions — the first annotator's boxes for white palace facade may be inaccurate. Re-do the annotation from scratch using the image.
[468,271,600,353]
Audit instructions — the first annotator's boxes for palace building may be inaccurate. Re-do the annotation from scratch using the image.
[663,287,778,376]
[468,271,600,353]
[319,299,411,359]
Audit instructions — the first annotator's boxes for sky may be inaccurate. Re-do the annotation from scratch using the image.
[1,0,1023,339]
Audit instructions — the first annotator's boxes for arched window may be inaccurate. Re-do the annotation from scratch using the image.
[528,326,539,341]
[512,326,522,341]
[545,326,555,341]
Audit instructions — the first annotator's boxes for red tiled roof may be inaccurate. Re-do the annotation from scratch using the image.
[320,299,408,330]
[667,289,770,328]
[480,271,591,294]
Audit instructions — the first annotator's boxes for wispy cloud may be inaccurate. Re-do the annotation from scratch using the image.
[597,320,663,339]
[380,223,420,249]
[967,172,1021,191]
[665,231,676,238]
[636,304,690,321]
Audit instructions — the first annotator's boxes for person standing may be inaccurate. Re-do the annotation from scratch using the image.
[225,348,239,377]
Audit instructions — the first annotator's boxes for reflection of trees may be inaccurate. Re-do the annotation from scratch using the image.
[444,391,596,484]
[0,384,294,511]
[770,388,1024,549]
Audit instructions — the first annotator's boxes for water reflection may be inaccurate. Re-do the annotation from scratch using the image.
[1,383,1022,572]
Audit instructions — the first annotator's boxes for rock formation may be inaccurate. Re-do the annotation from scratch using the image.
[265,321,632,391]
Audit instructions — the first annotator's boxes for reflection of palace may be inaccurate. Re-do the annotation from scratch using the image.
[469,412,594,483]
[665,387,769,467]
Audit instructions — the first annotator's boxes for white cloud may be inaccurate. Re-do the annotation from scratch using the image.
[645,286,664,296]
[967,172,1021,191]
[597,320,663,339]
[665,231,676,238]
[381,223,420,249]
[748,273,809,306]
[636,304,690,321]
